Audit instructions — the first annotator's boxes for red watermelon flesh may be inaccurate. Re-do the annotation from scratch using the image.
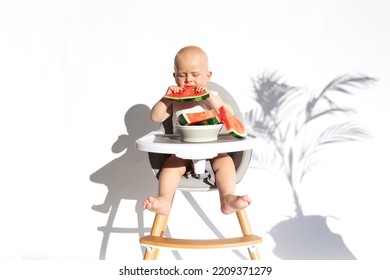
[193,116,221,125]
[177,109,220,125]
[164,86,210,102]
[219,106,247,139]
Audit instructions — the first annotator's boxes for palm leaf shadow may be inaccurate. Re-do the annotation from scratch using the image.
[246,72,377,259]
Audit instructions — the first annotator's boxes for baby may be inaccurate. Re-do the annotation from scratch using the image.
[143,46,251,216]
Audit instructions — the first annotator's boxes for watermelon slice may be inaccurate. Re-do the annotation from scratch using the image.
[219,106,247,139]
[164,86,210,102]
[193,116,221,125]
[177,109,219,125]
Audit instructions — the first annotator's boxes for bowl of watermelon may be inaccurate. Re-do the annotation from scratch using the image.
[175,106,247,142]
[176,108,223,142]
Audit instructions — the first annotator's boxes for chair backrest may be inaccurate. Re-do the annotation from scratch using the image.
[148,82,252,191]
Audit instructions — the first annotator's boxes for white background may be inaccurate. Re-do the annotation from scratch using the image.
[1,0,389,274]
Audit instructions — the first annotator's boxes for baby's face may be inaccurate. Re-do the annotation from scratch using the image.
[174,53,211,88]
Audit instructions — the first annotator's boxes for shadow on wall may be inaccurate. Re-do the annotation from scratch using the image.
[246,72,377,259]
[270,215,355,259]
[89,104,160,259]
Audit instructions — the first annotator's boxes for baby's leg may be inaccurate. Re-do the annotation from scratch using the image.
[144,155,189,215]
[211,154,252,214]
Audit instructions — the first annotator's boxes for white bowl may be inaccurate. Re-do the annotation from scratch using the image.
[176,124,223,142]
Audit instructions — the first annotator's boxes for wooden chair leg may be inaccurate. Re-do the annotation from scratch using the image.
[143,214,169,260]
[236,209,260,260]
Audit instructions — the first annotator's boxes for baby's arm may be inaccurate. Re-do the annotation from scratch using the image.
[197,85,234,115]
[150,86,177,123]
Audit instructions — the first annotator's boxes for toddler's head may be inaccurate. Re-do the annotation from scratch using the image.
[173,46,212,88]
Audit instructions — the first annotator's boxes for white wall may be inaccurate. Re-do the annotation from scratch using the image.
[1,0,389,266]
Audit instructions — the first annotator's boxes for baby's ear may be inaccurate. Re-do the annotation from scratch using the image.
[207,71,212,80]
[173,72,176,79]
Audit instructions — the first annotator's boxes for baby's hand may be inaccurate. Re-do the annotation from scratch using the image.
[196,85,209,92]
[166,85,182,94]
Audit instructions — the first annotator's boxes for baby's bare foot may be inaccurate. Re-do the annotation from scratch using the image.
[143,196,171,215]
[221,194,252,214]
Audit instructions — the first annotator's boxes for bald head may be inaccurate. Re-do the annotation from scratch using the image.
[174,46,209,72]
[172,46,212,87]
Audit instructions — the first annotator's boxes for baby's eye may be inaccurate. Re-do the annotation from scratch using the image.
[192,73,200,77]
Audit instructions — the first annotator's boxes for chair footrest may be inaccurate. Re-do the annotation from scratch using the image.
[140,235,262,249]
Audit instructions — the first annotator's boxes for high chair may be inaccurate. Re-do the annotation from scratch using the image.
[136,82,262,260]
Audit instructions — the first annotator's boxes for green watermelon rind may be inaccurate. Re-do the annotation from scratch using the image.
[164,91,210,102]
[226,128,246,139]
[177,114,191,125]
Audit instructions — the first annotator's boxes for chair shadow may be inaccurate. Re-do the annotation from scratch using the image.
[90,104,161,259]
